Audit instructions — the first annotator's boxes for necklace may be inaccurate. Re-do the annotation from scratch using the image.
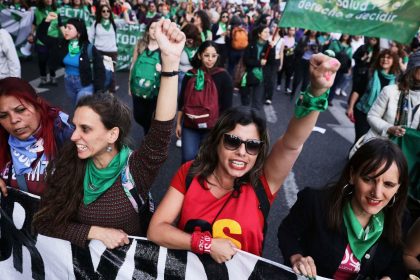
[212,171,234,191]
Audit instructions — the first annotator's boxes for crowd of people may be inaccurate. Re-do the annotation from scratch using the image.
[1,0,420,279]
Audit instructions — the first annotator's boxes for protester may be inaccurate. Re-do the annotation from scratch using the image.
[226,14,245,77]
[31,0,59,86]
[112,0,136,24]
[176,41,233,163]
[88,4,118,93]
[278,138,408,279]
[390,41,409,72]
[0,29,21,79]
[240,24,275,111]
[193,10,212,42]
[264,28,283,105]
[38,15,106,107]
[0,77,73,197]
[211,10,229,66]
[33,19,185,249]
[349,49,400,143]
[129,17,162,135]
[147,53,341,262]
[404,218,420,277]
[291,30,320,96]
[277,27,296,95]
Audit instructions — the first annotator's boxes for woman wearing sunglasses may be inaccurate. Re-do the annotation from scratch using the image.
[88,4,117,93]
[148,53,341,262]
[211,10,229,66]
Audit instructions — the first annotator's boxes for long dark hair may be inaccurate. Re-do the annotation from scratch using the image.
[250,24,268,44]
[66,18,89,47]
[95,4,116,31]
[33,94,131,234]
[191,41,220,69]
[0,77,60,171]
[190,106,269,191]
[327,138,409,247]
[194,10,211,33]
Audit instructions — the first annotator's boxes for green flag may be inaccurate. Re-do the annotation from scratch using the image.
[115,22,145,71]
[391,128,420,200]
[279,0,420,44]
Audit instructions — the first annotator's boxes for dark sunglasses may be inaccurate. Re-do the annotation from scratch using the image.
[221,15,228,18]
[102,9,110,13]
[223,134,263,155]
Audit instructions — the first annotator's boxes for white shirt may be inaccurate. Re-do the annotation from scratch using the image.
[0,29,21,79]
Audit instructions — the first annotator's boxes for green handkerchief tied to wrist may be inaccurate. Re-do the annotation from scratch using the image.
[294,88,330,119]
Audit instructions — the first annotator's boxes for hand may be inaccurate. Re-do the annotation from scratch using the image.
[210,238,237,263]
[128,84,132,96]
[45,12,58,22]
[89,226,129,249]
[27,34,34,44]
[261,59,267,66]
[152,19,185,67]
[388,125,406,137]
[175,123,182,139]
[291,254,317,278]
[346,107,355,123]
[309,53,340,96]
[0,178,7,197]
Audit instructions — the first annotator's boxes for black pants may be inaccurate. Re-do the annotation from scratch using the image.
[240,82,264,112]
[132,95,157,135]
[264,62,279,101]
[215,43,228,67]
[36,45,55,78]
[292,58,310,95]
[354,107,370,144]
[278,55,295,91]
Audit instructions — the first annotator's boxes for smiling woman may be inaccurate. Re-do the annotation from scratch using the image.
[0,77,73,196]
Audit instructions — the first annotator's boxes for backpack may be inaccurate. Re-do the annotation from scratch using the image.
[182,68,223,130]
[231,26,249,50]
[184,162,271,245]
[87,43,113,91]
[130,48,161,99]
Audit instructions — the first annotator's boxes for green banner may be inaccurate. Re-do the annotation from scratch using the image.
[392,128,420,200]
[115,22,145,71]
[279,0,420,44]
[58,6,93,26]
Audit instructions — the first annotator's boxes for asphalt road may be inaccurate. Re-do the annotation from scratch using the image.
[20,57,355,264]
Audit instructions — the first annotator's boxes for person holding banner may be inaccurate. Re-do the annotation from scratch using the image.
[147,53,341,262]
[33,19,185,249]
[0,77,73,197]
[278,138,409,279]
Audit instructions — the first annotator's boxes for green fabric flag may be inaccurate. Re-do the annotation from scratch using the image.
[279,0,420,44]
[391,128,420,200]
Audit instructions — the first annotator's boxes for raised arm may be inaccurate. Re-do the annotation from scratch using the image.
[264,53,340,194]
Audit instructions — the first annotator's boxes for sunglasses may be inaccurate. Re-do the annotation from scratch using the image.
[223,134,263,155]
[102,9,110,13]
[222,15,228,18]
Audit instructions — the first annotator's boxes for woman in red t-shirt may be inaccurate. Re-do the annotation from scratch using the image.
[147,53,341,263]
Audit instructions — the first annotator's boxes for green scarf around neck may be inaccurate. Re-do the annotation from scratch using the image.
[83,146,131,205]
[146,11,156,18]
[68,39,80,56]
[219,22,227,33]
[101,19,111,31]
[357,70,396,113]
[184,46,197,62]
[343,201,384,260]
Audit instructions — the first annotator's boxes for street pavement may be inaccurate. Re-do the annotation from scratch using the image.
[21,57,355,264]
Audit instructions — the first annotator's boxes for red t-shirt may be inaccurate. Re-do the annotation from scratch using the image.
[170,161,276,256]
[333,244,361,280]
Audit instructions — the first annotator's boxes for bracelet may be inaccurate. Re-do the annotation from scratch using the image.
[294,88,330,119]
[191,231,212,255]
[160,70,179,77]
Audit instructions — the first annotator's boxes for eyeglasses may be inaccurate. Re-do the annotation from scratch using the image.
[102,9,110,13]
[221,15,228,18]
[223,133,263,155]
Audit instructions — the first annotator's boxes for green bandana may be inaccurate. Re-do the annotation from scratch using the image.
[184,46,197,62]
[252,67,263,82]
[68,39,80,56]
[343,201,384,261]
[83,146,131,205]
[146,11,156,18]
[200,30,211,42]
[101,19,111,31]
[219,22,227,33]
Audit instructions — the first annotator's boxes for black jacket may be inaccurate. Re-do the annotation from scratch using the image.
[242,40,275,86]
[278,188,407,279]
[37,20,105,91]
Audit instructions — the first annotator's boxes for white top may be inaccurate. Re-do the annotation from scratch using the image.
[88,23,118,52]
[179,49,194,73]
[0,29,21,79]
[213,24,226,44]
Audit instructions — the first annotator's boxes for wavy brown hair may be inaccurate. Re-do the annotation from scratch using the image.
[190,106,269,193]
[33,94,131,234]
[327,138,409,247]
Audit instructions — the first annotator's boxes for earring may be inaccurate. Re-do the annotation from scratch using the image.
[342,183,353,195]
[106,145,112,152]
[387,196,396,208]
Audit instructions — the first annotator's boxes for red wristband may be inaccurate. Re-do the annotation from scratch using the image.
[191,231,212,254]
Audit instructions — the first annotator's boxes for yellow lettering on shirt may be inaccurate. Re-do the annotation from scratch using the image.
[212,219,242,249]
